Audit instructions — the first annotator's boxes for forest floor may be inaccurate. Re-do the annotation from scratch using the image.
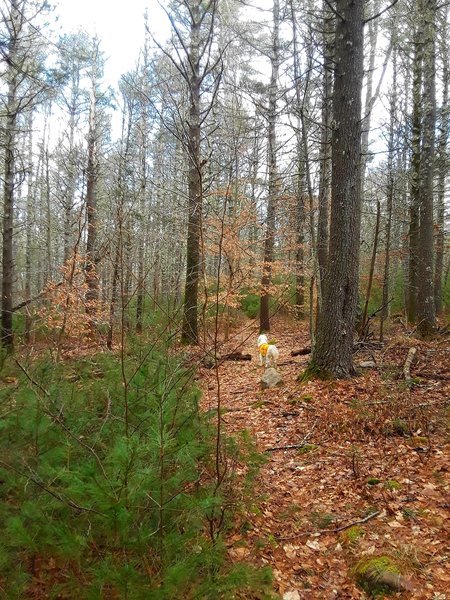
[199,319,449,599]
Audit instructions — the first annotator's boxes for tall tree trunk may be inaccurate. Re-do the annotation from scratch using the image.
[24,113,34,343]
[380,40,398,341]
[360,0,379,182]
[407,11,423,324]
[417,0,437,336]
[317,1,333,290]
[290,0,305,320]
[1,0,21,350]
[434,6,449,315]
[259,0,280,334]
[309,0,364,378]
[85,43,100,313]
[181,0,203,344]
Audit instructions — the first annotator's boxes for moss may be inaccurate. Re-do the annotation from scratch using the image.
[250,400,269,409]
[384,480,401,491]
[367,477,382,486]
[298,444,319,455]
[402,508,420,521]
[298,363,333,382]
[354,555,401,597]
[341,525,364,545]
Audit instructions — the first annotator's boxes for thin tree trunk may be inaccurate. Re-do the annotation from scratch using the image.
[434,6,448,315]
[290,0,305,320]
[361,200,381,338]
[24,113,33,343]
[85,43,100,313]
[407,12,423,324]
[260,0,280,334]
[380,40,398,341]
[317,1,333,289]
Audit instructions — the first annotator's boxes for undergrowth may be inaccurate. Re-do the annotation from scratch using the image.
[0,349,273,598]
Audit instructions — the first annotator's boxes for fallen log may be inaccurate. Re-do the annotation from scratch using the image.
[291,346,311,357]
[413,371,450,381]
[222,352,252,361]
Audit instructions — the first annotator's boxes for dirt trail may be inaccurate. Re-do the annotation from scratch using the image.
[201,321,450,599]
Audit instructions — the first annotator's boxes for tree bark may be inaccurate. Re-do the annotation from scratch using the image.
[407,9,423,324]
[380,39,398,342]
[1,0,22,350]
[417,0,437,337]
[181,1,204,344]
[259,0,280,334]
[317,1,333,289]
[309,0,364,378]
[85,41,101,313]
[434,6,449,315]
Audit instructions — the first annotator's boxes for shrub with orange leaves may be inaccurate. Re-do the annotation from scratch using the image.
[37,254,108,347]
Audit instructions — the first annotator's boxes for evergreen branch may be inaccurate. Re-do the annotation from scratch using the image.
[15,359,50,396]
[0,459,106,517]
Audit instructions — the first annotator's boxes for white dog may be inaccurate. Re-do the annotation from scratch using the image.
[257,333,279,368]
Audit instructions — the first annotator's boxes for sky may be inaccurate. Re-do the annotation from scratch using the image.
[54,0,169,83]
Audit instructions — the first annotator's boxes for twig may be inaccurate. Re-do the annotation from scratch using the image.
[333,510,380,533]
[265,421,317,453]
[15,359,50,396]
[364,0,399,24]
[277,511,380,540]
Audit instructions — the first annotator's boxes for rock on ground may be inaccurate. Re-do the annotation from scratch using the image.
[261,367,283,389]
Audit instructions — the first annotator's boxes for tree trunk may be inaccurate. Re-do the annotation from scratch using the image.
[1,0,21,350]
[434,6,448,315]
[259,0,280,334]
[290,0,305,320]
[380,40,398,341]
[417,0,437,337]
[310,0,364,378]
[181,1,203,344]
[317,1,333,290]
[24,113,34,344]
[85,43,100,313]
[407,12,423,324]
[361,200,380,338]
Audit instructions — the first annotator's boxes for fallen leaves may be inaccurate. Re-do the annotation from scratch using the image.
[200,319,450,598]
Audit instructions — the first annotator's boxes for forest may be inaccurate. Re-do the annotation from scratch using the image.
[0,0,448,598]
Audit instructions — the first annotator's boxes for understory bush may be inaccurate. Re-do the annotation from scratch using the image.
[0,350,272,598]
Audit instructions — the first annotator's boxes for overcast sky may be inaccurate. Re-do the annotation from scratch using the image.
[54,0,168,83]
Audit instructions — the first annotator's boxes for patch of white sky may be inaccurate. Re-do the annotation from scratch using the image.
[54,0,170,84]
[48,0,172,140]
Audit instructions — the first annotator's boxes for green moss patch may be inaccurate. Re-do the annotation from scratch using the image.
[367,477,382,486]
[298,444,319,455]
[340,525,364,545]
[384,480,401,491]
[353,555,402,597]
